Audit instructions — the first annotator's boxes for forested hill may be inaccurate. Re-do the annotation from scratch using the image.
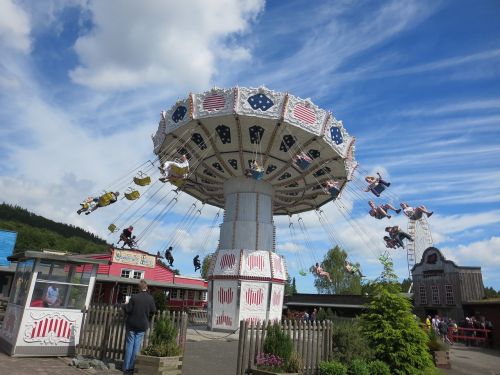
[0,203,110,255]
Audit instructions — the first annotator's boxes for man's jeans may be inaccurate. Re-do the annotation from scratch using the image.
[123,330,145,371]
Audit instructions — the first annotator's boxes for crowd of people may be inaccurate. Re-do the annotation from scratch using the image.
[425,314,494,346]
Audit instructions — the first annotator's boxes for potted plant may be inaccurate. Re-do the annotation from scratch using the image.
[427,329,451,369]
[135,317,183,374]
[252,323,302,375]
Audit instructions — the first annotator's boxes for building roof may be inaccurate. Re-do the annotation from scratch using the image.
[463,298,500,305]
[0,264,16,273]
[412,247,482,272]
[283,293,368,309]
[95,274,207,291]
[8,250,110,265]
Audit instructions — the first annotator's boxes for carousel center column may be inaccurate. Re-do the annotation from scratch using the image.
[208,177,287,331]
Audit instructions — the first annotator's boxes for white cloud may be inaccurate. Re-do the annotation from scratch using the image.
[249,0,440,97]
[0,0,31,53]
[441,237,500,267]
[69,0,264,90]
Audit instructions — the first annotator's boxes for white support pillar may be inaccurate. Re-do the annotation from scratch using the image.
[208,177,287,331]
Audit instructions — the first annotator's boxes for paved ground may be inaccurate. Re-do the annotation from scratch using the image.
[442,343,500,375]
[1,335,498,375]
[0,351,83,375]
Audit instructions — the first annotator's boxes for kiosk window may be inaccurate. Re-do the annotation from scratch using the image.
[30,260,90,310]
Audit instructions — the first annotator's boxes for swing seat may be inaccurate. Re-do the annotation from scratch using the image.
[125,190,140,200]
[134,175,151,186]
[328,187,340,199]
[98,192,116,207]
[373,184,386,195]
[169,177,186,188]
[295,159,311,171]
[250,169,264,180]
[169,165,189,178]
[108,224,117,233]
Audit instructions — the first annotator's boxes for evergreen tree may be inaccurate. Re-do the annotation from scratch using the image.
[284,276,297,295]
[484,286,500,299]
[200,253,213,280]
[312,246,362,294]
[360,259,434,374]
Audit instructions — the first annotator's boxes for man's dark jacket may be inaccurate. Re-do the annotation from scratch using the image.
[124,291,156,332]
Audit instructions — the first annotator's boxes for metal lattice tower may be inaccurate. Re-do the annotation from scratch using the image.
[406,216,434,277]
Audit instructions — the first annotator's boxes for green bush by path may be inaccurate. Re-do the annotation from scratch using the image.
[263,323,293,364]
[367,360,391,375]
[330,318,373,363]
[360,258,434,375]
[319,361,348,375]
[348,359,369,375]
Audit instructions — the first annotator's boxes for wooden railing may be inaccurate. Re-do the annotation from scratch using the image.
[236,320,334,375]
[448,326,493,346]
[187,308,208,325]
[77,305,188,361]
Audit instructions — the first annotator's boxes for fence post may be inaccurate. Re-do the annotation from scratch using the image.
[255,321,262,360]
[248,322,255,371]
[236,320,248,375]
[99,305,112,360]
[316,321,321,370]
[180,312,188,352]
[77,307,88,355]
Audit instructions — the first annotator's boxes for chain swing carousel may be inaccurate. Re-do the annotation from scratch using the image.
[151,87,356,331]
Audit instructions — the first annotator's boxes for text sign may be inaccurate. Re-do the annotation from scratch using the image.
[112,249,155,268]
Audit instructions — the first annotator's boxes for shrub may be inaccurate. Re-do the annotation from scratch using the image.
[263,323,293,364]
[330,318,373,363]
[142,317,181,357]
[360,260,433,375]
[348,359,369,375]
[255,352,284,372]
[317,307,336,321]
[427,329,449,352]
[319,361,348,375]
[152,289,168,312]
[286,351,303,373]
[367,360,391,375]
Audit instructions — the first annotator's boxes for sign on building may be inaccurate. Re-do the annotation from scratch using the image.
[112,249,155,268]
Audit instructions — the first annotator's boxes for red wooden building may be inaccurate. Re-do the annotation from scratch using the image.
[84,247,207,310]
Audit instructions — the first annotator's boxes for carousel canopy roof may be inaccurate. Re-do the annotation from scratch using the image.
[152,86,357,215]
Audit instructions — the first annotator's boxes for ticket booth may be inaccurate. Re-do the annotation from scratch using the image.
[0,251,108,357]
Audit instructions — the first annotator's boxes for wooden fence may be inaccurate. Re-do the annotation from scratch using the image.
[77,305,188,361]
[236,320,334,375]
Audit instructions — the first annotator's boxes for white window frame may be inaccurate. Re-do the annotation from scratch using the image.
[419,285,427,305]
[445,284,454,305]
[431,285,440,305]
[120,268,144,280]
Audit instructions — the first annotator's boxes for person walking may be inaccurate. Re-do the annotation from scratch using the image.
[122,280,156,374]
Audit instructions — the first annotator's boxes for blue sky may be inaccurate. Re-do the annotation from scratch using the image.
[0,0,499,293]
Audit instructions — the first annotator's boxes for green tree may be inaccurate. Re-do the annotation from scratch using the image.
[484,286,500,299]
[285,276,297,295]
[152,289,168,311]
[400,278,412,293]
[312,246,362,295]
[360,259,434,375]
[200,253,213,280]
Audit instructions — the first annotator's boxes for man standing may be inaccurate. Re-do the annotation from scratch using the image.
[123,280,156,374]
